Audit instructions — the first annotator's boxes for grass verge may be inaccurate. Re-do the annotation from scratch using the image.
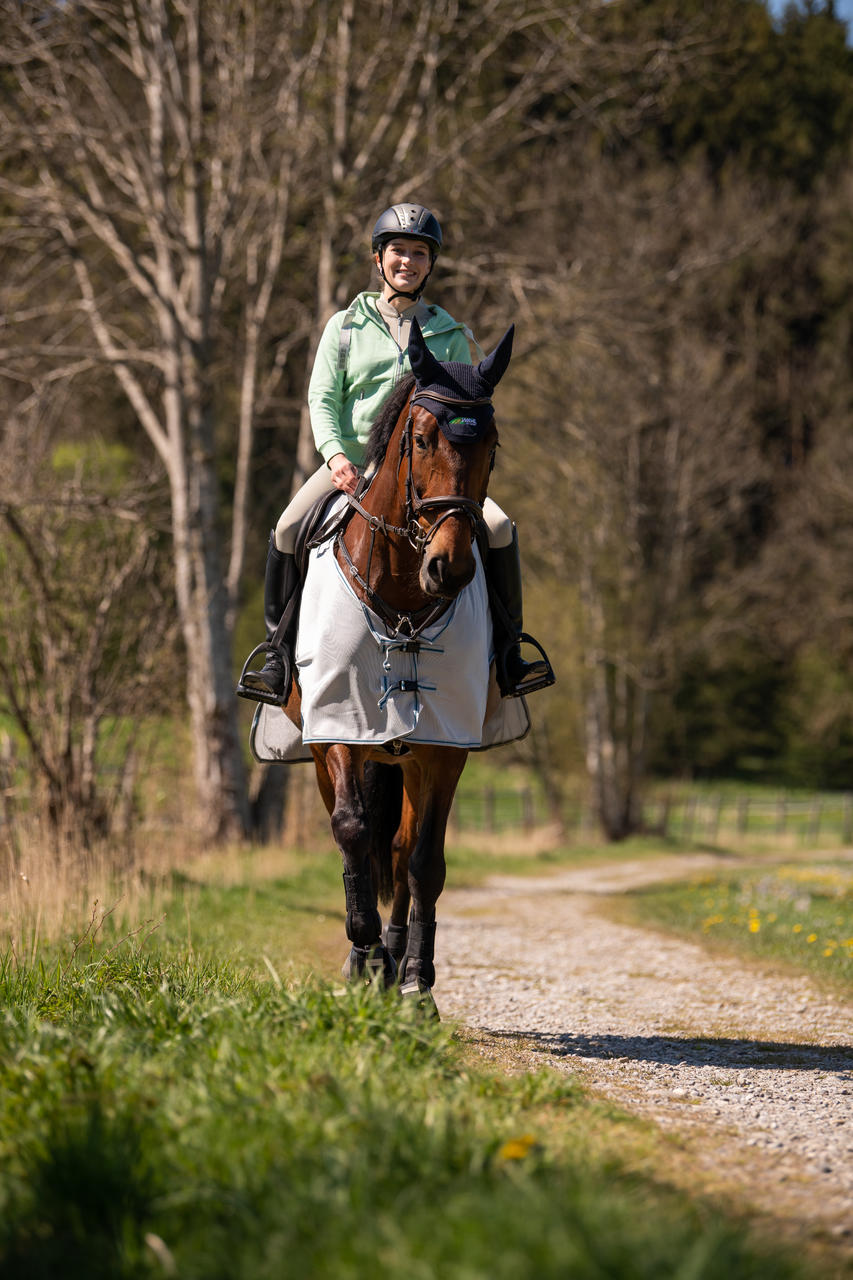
[614,859,853,995]
[0,933,825,1280]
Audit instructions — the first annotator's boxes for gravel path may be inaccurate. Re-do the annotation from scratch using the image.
[434,854,853,1254]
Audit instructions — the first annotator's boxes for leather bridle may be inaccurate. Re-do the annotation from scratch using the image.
[334,391,495,638]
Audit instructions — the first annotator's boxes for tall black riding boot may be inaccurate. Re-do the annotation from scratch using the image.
[486,526,555,699]
[236,532,301,706]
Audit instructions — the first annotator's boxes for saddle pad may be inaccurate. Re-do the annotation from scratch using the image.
[249,536,531,761]
[250,678,530,763]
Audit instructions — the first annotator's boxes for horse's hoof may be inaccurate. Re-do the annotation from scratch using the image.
[341,944,397,988]
[398,977,440,1020]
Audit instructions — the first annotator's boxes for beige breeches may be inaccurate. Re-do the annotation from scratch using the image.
[274,464,513,554]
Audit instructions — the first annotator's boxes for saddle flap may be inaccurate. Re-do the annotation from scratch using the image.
[293,490,350,579]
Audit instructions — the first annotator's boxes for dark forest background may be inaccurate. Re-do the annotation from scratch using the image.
[2,0,853,844]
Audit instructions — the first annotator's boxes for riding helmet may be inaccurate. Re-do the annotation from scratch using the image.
[371,203,443,256]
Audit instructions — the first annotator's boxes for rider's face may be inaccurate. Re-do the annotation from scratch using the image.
[377,238,432,297]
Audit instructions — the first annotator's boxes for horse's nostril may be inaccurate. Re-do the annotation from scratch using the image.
[426,556,448,591]
[424,553,475,597]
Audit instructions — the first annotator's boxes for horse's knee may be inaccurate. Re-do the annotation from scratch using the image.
[331,803,367,853]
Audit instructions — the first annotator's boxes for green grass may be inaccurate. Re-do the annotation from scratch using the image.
[161,857,347,981]
[618,860,853,993]
[0,936,822,1280]
[4,823,852,1278]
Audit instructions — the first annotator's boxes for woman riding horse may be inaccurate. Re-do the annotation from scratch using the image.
[238,202,553,704]
[289,318,520,1003]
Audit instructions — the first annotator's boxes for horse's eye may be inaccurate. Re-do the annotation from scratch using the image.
[414,433,428,452]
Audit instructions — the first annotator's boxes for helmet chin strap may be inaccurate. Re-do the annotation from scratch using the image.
[378,244,435,303]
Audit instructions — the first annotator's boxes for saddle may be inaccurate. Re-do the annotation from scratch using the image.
[294,488,353,581]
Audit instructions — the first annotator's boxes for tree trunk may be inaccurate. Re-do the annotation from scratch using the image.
[172,496,249,841]
[579,546,645,841]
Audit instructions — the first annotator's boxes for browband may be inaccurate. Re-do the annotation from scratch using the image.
[411,391,492,407]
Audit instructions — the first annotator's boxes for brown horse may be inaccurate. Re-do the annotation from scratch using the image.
[284,319,513,1010]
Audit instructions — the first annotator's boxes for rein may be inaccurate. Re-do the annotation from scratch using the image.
[334,391,491,639]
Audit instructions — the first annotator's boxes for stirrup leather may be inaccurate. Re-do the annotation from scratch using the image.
[499,632,556,699]
[236,641,292,707]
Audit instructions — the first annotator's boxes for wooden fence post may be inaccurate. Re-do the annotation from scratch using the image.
[659,794,671,838]
[776,795,787,836]
[707,795,722,842]
[522,788,534,832]
[737,796,749,834]
[683,794,697,842]
[484,786,496,832]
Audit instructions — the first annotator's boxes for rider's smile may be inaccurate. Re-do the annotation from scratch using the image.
[379,238,431,296]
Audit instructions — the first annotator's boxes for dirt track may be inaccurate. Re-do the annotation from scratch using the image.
[434,853,853,1261]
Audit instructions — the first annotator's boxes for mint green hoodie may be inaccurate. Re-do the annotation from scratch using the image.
[307,291,474,466]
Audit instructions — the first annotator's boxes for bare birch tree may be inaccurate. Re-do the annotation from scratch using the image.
[0,0,325,838]
[0,390,176,847]
[284,0,635,489]
[0,0,713,840]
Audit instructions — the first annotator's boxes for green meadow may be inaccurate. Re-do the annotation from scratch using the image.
[2,835,851,1279]
[619,859,853,994]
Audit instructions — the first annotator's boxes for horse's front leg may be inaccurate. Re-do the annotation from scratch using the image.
[383,772,419,969]
[317,744,395,986]
[400,746,468,1001]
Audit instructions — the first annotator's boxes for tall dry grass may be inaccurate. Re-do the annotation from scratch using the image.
[0,815,202,959]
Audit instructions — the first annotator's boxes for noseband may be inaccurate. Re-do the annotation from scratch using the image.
[399,394,492,552]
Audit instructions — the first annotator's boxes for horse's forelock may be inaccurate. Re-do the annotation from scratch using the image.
[362,374,416,472]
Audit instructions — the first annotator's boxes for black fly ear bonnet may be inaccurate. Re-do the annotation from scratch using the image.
[408,318,514,444]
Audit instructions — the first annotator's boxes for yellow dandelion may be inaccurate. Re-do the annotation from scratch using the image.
[498,1134,538,1162]
[749,919,760,934]
[793,924,803,934]
[807,933,818,944]
[822,947,835,957]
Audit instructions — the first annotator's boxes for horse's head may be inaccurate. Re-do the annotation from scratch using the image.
[405,318,514,599]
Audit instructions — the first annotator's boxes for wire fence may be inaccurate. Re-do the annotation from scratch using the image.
[646,791,853,846]
[448,784,853,847]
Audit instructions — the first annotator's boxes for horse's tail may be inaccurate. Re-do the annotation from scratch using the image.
[362,759,403,905]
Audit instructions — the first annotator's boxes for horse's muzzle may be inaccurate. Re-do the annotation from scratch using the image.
[421,549,476,598]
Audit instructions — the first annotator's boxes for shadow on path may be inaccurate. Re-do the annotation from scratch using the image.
[480,1029,853,1073]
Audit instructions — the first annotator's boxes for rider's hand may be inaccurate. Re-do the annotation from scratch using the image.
[328,453,360,494]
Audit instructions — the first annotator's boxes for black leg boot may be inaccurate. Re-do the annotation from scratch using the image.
[486,525,555,699]
[236,532,301,705]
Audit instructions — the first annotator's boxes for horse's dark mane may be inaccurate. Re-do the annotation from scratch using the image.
[362,374,416,473]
